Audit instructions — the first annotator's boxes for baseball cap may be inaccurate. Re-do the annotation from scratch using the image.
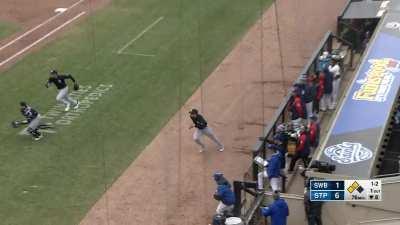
[213,172,224,179]
[189,108,198,114]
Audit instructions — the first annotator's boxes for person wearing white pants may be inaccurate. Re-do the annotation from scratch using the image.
[56,86,77,109]
[320,93,332,111]
[189,108,224,152]
[213,172,235,215]
[216,201,234,215]
[329,59,341,109]
[46,70,79,112]
[258,170,281,192]
[257,148,282,192]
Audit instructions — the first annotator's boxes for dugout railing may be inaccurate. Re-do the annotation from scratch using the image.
[236,31,355,225]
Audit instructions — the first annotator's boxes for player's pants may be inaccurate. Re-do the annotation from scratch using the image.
[28,115,42,138]
[306,102,313,119]
[257,171,281,192]
[28,115,41,130]
[320,93,332,111]
[289,152,309,171]
[193,127,224,150]
[56,87,76,106]
[332,78,341,107]
[216,201,234,215]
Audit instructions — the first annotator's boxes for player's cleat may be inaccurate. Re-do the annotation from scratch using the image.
[199,148,205,153]
[34,134,43,141]
[218,147,224,152]
[73,100,80,109]
[65,104,70,112]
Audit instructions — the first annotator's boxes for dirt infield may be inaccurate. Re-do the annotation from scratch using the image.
[78,0,348,225]
[0,0,108,70]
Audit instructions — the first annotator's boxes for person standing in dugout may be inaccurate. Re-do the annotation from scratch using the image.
[189,108,224,152]
[46,70,80,112]
[19,102,43,140]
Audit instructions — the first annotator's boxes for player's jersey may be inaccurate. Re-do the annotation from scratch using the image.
[48,75,75,90]
[21,106,38,122]
[191,114,208,129]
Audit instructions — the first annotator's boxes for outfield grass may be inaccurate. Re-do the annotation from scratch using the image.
[0,20,19,40]
[0,0,271,224]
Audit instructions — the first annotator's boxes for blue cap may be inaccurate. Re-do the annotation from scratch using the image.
[213,172,224,179]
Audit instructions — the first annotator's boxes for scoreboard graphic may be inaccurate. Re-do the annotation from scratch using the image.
[310,180,382,201]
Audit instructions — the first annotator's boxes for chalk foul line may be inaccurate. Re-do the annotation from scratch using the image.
[0,11,86,67]
[0,0,86,52]
[117,16,164,54]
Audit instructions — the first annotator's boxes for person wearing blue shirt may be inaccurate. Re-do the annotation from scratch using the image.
[213,172,235,215]
[257,147,283,192]
[268,142,286,173]
[261,191,289,225]
[317,51,331,72]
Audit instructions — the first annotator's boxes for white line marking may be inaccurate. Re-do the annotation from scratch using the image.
[55,8,68,13]
[381,1,390,9]
[0,12,86,67]
[376,10,385,18]
[0,0,85,52]
[117,16,164,54]
[117,52,156,57]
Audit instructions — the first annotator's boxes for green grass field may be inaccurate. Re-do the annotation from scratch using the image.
[0,0,271,224]
[0,20,19,40]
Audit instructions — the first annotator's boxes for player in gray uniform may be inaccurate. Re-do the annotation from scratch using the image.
[46,70,79,112]
[19,102,43,140]
[189,108,224,152]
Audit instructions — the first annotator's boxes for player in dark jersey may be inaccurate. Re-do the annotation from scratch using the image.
[20,102,43,140]
[46,70,79,112]
[189,108,224,152]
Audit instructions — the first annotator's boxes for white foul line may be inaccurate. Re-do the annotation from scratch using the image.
[0,0,85,52]
[117,16,164,54]
[0,12,86,67]
[117,52,156,57]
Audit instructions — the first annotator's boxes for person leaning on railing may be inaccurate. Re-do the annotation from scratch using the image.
[273,126,290,176]
[289,87,307,127]
[288,125,310,173]
[257,144,283,192]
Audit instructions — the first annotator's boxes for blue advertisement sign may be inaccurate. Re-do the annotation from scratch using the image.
[333,32,400,135]
[318,14,400,178]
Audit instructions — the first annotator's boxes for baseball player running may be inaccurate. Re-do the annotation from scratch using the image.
[18,102,43,140]
[189,108,224,152]
[46,70,79,112]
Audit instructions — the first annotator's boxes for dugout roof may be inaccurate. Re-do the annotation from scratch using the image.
[342,0,390,19]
